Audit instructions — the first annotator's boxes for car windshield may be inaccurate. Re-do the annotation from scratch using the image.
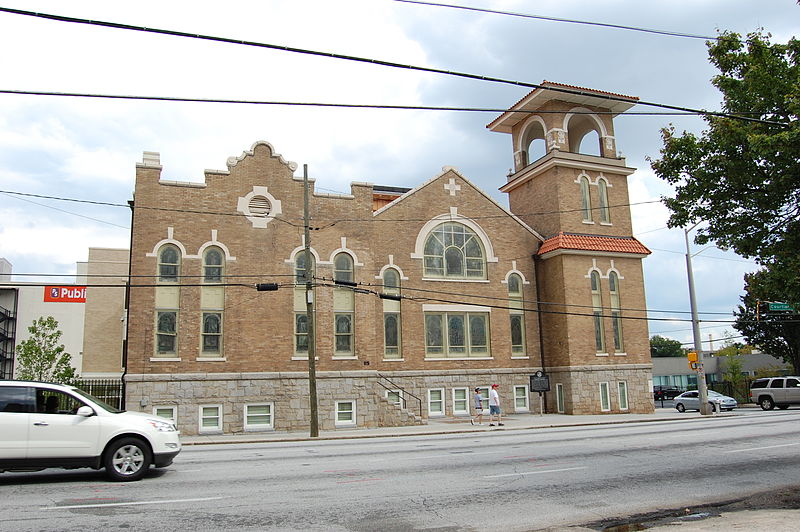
[708,391,723,397]
[71,388,124,413]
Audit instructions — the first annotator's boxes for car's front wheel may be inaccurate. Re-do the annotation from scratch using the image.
[104,437,151,482]
[759,397,775,411]
[675,403,686,413]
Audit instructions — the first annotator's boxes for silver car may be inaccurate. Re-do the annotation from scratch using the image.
[674,390,738,412]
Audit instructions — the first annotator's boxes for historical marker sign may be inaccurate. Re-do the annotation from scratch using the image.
[529,371,550,392]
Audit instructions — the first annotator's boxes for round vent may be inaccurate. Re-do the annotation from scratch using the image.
[248,196,271,217]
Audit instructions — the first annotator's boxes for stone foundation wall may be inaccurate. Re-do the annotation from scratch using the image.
[544,364,654,414]
[125,364,653,435]
[125,368,538,435]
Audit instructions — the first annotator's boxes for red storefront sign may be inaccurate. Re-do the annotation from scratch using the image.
[44,286,87,303]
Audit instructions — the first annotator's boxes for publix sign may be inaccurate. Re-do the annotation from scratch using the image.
[44,286,87,303]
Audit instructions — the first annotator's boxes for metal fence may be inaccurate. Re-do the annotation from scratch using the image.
[708,380,753,404]
[72,378,124,410]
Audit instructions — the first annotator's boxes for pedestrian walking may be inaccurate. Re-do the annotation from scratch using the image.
[488,384,504,426]
[471,387,484,425]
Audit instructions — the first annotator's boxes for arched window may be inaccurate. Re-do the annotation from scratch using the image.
[295,252,315,284]
[382,269,401,359]
[508,274,525,355]
[294,252,316,356]
[580,176,592,223]
[203,247,224,283]
[334,253,354,283]
[609,272,623,352]
[155,244,180,357]
[423,222,486,279]
[590,271,606,353]
[598,179,610,224]
[201,312,222,354]
[333,253,354,356]
[158,245,180,282]
[201,246,225,357]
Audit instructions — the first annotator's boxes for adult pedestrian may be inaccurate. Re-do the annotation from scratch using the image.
[488,384,504,426]
[471,387,484,425]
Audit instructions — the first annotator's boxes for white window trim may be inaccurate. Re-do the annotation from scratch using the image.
[556,383,565,414]
[385,390,403,408]
[152,405,177,423]
[427,388,446,417]
[618,382,629,412]
[452,387,470,416]
[196,357,228,362]
[335,400,356,427]
[513,385,530,413]
[599,382,611,412]
[244,402,274,431]
[199,404,223,433]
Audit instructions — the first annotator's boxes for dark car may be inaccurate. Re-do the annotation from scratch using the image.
[653,385,684,401]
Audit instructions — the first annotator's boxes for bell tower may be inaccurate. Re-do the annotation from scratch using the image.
[488,81,654,415]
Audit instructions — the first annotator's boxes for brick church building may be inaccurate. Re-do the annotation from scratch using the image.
[124,82,654,435]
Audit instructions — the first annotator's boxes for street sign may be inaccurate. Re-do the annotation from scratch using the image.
[768,302,795,312]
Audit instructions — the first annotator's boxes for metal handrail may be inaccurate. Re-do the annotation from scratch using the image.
[377,373,423,418]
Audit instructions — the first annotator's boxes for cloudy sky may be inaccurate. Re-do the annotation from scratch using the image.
[0,0,796,348]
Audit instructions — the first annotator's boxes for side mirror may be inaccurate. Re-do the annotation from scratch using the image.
[76,406,95,417]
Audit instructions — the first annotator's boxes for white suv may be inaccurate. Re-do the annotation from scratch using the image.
[0,380,181,481]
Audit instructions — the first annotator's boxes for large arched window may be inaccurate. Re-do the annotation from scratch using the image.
[201,246,225,357]
[598,179,611,224]
[508,274,525,355]
[580,176,592,223]
[294,252,316,356]
[203,247,224,283]
[382,268,401,359]
[155,244,180,357]
[333,253,355,356]
[423,222,486,279]
[609,272,623,352]
[590,271,606,353]
[158,245,180,282]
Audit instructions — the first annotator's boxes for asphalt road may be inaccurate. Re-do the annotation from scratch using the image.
[2,408,800,531]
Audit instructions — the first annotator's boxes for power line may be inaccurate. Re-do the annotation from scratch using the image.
[0,89,743,117]
[393,0,722,41]
[0,190,129,229]
[0,7,786,126]
[0,188,661,224]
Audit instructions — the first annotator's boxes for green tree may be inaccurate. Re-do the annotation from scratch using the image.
[650,30,800,305]
[14,316,77,383]
[650,335,685,357]
[716,340,749,386]
[733,269,800,374]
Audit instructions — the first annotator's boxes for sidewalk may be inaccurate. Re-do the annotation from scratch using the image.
[181,406,738,446]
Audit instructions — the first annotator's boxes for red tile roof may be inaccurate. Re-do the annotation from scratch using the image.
[538,232,652,256]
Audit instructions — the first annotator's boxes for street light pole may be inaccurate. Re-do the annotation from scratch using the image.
[684,224,711,416]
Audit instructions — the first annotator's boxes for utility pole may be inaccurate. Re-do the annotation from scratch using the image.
[684,225,711,416]
[304,164,320,437]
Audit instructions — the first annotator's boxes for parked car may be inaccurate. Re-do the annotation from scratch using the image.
[0,380,181,481]
[749,376,800,410]
[653,385,684,401]
[673,390,738,412]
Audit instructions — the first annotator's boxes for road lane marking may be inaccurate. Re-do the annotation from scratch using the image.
[484,466,587,479]
[42,496,226,510]
[724,442,800,453]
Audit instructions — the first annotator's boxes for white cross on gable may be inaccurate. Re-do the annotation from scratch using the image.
[444,178,461,196]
